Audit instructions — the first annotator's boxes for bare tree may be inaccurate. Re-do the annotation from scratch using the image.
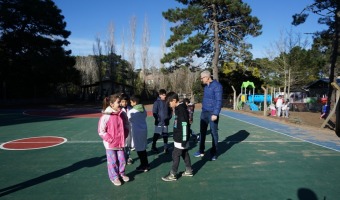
[265,29,309,98]
[158,19,168,90]
[186,66,200,99]
[120,28,126,60]
[75,56,98,86]
[128,15,137,70]
[140,15,150,83]
[105,22,117,93]
[105,21,116,55]
[75,56,98,99]
[160,19,167,69]
[93,34,104,98]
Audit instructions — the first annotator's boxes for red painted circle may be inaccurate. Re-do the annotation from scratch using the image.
[0,136,67,150]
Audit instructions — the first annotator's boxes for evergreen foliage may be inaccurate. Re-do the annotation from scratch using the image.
[161,0,262,80]
[292,0,340,103]
[0,0,79,99]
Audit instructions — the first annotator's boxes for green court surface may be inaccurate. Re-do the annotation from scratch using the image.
[0,107,340,200]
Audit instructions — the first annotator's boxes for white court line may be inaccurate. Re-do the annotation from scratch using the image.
[66,141,102,143]
[220,112,340,152]
[226,140,303,143]
[44,140,304,144]
[5,142,66,143]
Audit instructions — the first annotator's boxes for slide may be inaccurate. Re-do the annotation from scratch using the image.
[247,102,259,111]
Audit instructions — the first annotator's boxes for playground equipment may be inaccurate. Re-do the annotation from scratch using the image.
[238,81,272,111]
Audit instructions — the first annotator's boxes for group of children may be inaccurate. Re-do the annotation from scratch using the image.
[270,95,331,120]
[269,95,290,118]
[97,90,195,186]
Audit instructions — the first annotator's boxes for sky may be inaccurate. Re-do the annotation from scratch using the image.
[52,0,326,68]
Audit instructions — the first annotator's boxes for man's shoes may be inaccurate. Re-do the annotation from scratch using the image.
[151,147,159,153]
[193,151,204,157]
[161,172,177,181]
[136,165,150,172]
[182,170,193,177]
[211,155,217,161]
[163,147,169,154]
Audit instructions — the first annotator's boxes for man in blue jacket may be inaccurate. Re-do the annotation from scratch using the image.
[193,70,223,161]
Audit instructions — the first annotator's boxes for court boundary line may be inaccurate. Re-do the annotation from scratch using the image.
[2,140,303,144]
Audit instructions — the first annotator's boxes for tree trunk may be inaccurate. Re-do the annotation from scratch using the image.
[211,3,220,81]
[327,6,339,106]
[288,68,291,99]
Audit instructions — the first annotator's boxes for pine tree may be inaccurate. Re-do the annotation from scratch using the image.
[161,0,262,81]
[0,0,78,99]
[292,0,340,104]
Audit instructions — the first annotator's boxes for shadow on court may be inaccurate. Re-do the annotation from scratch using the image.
[190,130,249,176]
[286,188,320,200]
[0,155,106,197]
[126,146,174,182]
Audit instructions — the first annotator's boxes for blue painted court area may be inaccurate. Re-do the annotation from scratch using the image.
[0,107,340,199]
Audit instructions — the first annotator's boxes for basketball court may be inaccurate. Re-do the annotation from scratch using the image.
[0,106,339,199]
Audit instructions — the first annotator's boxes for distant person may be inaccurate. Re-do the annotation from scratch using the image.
[182,98,197,140]
[120,93,134,165]
[193,70,223,161]
[127,95,150,172]
[162,92,193,181]
[282,99,290,118]
[98,94,130,186]
[320,103,330,119]
[269,103,276,116]
[151,89,172,153]
[276,95,283,117]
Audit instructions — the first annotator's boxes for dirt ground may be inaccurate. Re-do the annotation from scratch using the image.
[239,108,336,132]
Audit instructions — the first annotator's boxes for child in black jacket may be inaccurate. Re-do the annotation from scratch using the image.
[162,92,193,181]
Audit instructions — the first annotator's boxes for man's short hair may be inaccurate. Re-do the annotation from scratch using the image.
[201,70,211,78]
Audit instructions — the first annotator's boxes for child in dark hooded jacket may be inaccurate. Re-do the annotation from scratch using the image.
[161,92,193,182]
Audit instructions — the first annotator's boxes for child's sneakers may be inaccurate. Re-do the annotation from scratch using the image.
[161,172,177,181]
[111,178,122,186]
[182,170,194,177]
[193,151,204,157]
[136,165,150,172]
[163,147,169,154]
[120,174,130,182]
[127,157,133,165]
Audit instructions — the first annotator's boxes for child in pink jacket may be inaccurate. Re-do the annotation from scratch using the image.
[98,94,130,186]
